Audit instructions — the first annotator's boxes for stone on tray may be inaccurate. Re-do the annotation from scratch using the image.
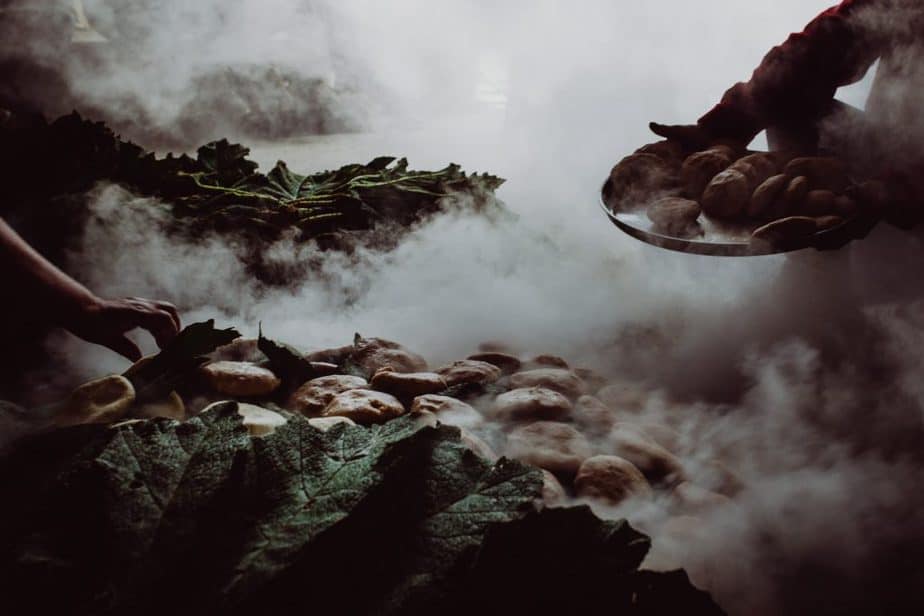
[491,387,574,422]
[322,389,405,425]
[411,394,483,429]
[681,149,733,199]
[371,370,447,398]
[781,175,811,214]
[506,421,594,476]
[635,140,686,163]
[286,375,369,416]
[748,174,789,219]
[508,369,586,400]
[647,197,703,238]
[437,360,503,387]
[802,189,838,216]
[731,152,778,189]
[201,361,281,398]
[608,153,679,207]
[574,455,652,505]
[701,168,751,219]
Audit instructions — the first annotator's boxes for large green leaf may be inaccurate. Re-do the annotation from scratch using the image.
[0,409,723,615]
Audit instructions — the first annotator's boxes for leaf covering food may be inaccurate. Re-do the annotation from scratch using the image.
[0,406,722,616]
[0,322,724,615]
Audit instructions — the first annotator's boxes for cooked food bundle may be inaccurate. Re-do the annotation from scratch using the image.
[606,140,880,245]
[38,321,739,526]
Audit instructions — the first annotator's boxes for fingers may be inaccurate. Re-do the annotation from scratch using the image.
[104,335,143,362]
[122,298,181,349]
[155,300,181,331]
[649,122,711,150]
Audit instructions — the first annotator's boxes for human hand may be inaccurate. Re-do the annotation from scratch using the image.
[64,297,181,361]
[648,122,717,151]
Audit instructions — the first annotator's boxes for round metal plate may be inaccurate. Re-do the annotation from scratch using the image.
[600,180,859,257]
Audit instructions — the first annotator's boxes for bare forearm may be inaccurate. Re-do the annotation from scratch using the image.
[1,218,97,327]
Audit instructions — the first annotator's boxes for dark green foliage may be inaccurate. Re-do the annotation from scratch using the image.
[0,111,506,261]
[0,406,723,615]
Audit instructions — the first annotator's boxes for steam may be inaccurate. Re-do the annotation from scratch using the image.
[8,1,924,614]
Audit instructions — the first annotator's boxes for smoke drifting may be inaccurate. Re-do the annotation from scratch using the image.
[6,1,924,614]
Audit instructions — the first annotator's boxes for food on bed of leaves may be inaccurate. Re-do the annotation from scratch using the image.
[371,369,447,398]
[307,415,357,432]
[506,421,594,476]
[575,455,653,505]
[437,360,503,387]
[321,389,406,425]
[411,395,483,429]
[540,469,568,506]
[466,352,522,374]
[287,375,369,415]
[235,402,289,437]
[133,391,186,421]
[200,361,282,397]
[608,426,685,485]
[55,375,136,426]
[508,368,587,400]
[491,387,574,422]
[647,197,704,237]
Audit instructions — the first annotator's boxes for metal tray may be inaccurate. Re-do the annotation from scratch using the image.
[600,180,860,257]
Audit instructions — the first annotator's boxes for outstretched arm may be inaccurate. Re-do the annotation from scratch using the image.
[1,217,180,361]
[653,0,884,147]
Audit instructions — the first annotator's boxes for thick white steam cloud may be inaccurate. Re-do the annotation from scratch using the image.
[10,1,924,614]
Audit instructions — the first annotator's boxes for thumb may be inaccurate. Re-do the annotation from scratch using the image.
[103,335,143,362]
[649,122,672,138]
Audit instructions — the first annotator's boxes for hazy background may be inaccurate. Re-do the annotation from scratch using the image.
[7,1,924,614]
